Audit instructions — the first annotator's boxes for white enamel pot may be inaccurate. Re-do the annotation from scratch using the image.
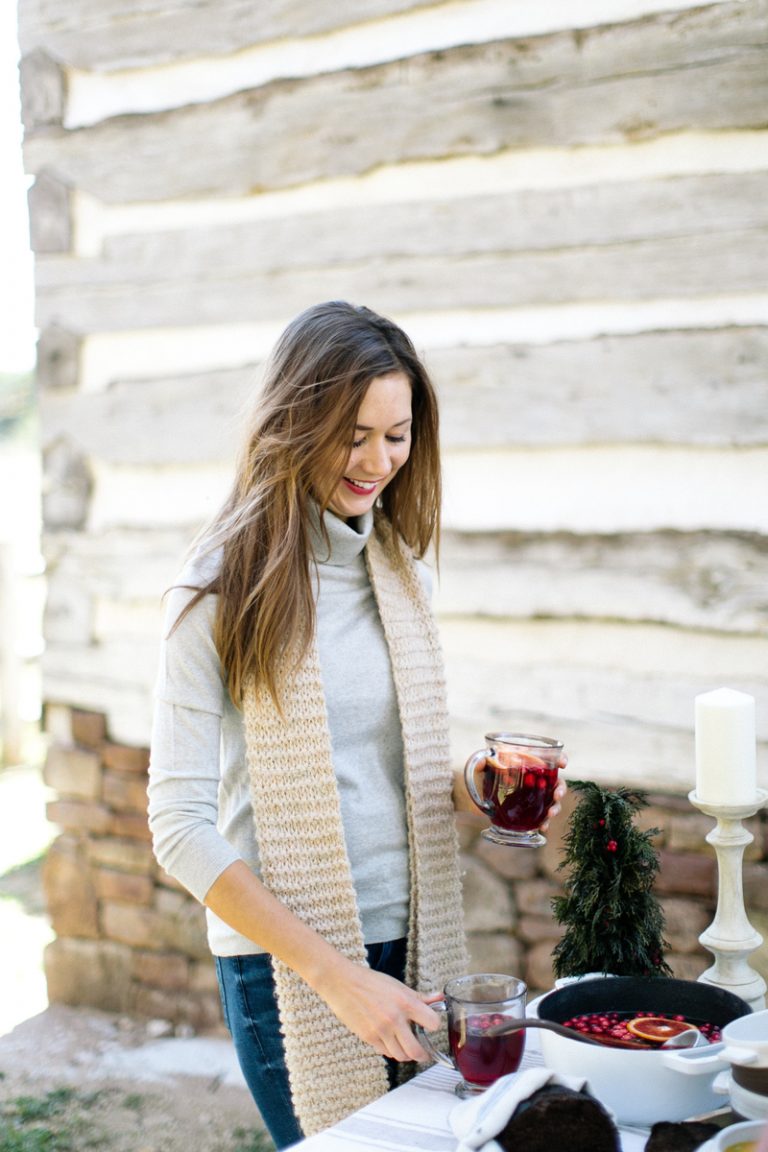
[529,976,751,1127]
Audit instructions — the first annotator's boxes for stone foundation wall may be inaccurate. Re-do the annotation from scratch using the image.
[42,705,221,1032]
[41,705,768,1031]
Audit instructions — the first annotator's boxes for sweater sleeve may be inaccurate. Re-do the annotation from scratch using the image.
[147,583,242,902]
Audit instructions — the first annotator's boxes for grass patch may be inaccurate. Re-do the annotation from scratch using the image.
[0,1088,105,1152]
[7,1090,75,1124]
[0,1088,75,1151]
[0,1124,70,1151]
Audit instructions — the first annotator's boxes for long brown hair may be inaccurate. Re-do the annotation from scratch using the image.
[175,301,442,708]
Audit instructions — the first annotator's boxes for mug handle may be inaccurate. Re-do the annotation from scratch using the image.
[412,999,453,1068]
[464,749,494,815]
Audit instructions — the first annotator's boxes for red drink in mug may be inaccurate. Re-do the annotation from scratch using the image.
[449,1012,526,1087]
[480,752,559,832]
[415,973,527,1097]
[465,733,563,848]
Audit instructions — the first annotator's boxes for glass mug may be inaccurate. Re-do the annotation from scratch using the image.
[464,732,563,847]
[414,973,527,1096]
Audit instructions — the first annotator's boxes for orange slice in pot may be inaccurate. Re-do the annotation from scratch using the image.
[626,1016,693,1043]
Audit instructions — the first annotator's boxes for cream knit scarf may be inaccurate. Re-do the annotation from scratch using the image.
[242,514,468,1138]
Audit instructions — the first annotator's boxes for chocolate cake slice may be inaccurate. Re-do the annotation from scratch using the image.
[495,1083,620,1152]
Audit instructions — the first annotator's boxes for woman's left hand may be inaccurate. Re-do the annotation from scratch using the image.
[539,756,568,832]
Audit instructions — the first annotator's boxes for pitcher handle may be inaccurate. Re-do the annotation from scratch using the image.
[412,999,453,1068]
[464,749,494,815]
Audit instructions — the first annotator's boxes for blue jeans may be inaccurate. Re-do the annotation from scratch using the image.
[215,937,407,1150]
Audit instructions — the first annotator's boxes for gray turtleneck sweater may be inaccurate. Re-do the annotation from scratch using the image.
[148,508,415,956]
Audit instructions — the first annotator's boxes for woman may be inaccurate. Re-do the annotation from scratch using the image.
[148,301,564,1148]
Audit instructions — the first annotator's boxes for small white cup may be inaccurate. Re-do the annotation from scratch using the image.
[721,1010,768,1070]
[705,1118,767,1151]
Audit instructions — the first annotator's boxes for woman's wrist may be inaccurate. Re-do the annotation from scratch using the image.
[300,943,358,1000]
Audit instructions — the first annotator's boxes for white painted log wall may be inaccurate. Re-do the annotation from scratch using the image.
[19,0,768,793]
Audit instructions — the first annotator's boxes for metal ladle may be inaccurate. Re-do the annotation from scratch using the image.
[657,1026,707,1049]
[487,1018,707,1050]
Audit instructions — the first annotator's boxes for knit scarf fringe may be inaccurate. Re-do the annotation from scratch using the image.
[243,515,467,1138]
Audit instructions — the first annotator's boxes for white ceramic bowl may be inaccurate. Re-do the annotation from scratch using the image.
[700,1118,767,1151]
[723,1076,768,1123]
[722,1011,768,1070]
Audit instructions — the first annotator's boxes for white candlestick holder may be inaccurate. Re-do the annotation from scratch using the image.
[688,788,768,1011]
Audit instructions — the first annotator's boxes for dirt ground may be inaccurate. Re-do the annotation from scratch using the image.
[0,1005,273,1151]
[0,766,273,1151]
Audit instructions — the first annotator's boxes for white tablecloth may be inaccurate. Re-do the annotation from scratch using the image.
[291,1042,650,1152]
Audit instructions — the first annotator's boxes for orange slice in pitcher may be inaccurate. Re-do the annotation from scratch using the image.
[487,751,547,774]
[626,1016,693,1043]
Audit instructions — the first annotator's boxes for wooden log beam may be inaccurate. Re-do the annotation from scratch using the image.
[38,611,768,785]
[433,328,768,450]
[440,617,768,744]
[32,229,768,332]
[36,168,768,272]
[116,169,768,258]
[42,523,768,637]
[17,0,435,69]
[41,643,154,747]
[40,367,251,463]
[53,445,767,534]
[38,328,768,458]
[22,2,768,201]
[42,525,193,603]
[437,529,768,635]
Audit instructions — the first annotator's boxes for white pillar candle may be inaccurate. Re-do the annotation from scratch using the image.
[695,687,757,806]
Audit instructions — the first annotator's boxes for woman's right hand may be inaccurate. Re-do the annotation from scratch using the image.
[205,861,440,1061]
[314,957,441,1063]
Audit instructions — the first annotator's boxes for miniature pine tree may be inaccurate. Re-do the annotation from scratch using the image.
[551,780,672,979]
